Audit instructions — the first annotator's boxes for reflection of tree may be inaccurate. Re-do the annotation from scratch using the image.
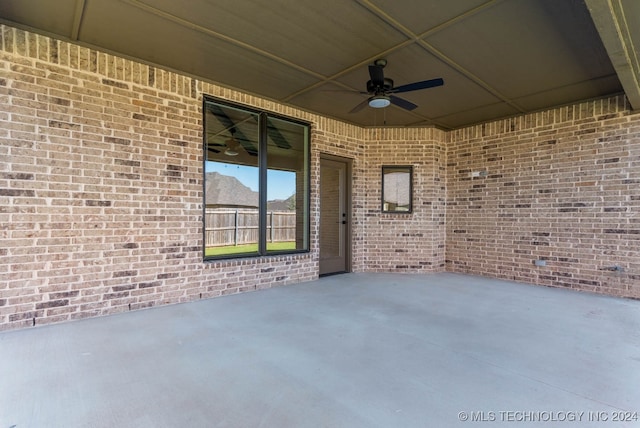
[287,194,296,211]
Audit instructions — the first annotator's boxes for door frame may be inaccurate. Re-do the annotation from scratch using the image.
[319,153,352,275]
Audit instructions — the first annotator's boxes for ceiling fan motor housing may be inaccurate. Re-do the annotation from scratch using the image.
[367,78,394,93]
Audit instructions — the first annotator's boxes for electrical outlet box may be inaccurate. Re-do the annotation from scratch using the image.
[534,259,546,267]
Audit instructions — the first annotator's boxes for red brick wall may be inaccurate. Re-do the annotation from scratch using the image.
[446,97,640,298]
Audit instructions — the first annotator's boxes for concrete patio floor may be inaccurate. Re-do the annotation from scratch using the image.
[1,272,639,427]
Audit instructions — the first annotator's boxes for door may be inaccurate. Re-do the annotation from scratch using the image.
[319,157,350,275]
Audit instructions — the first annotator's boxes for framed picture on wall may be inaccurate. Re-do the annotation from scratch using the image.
[381,165,413,213]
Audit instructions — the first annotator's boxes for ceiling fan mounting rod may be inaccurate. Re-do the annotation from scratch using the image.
[374,58,387,67]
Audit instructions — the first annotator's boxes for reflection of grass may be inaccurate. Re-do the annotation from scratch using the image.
[205,241,296,257]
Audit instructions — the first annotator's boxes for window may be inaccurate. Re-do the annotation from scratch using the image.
[382,165,413,213]
[203,97,310,259]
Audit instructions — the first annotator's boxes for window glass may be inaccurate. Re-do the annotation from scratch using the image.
[204,98,309,259]
[382,166,413,213]
[266,117,309,253]
[204,102,260,257]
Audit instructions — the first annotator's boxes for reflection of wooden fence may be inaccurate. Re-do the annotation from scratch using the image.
[205,209,296,247]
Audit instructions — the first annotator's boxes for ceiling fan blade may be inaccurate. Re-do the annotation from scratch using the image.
[392,78,444,93]
[266,119,291,149]
[236,138,258,156]
[349,98,370,114]
[368,65,385,87]
[389,95,418,111]
[208,103,258,155]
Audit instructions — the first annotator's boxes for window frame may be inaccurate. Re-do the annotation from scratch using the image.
[202,96,311,261]
[381,165,413,214]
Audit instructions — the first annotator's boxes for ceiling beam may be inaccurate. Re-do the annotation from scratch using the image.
[586,0,640,110]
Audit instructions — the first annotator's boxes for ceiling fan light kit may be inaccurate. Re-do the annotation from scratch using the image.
[224,147,239,156]
[223,127,240,156]
[369,95,391,108]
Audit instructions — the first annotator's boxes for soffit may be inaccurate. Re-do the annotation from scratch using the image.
[0,0,634,129]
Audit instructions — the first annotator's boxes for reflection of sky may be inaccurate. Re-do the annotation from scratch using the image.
[206,162,296,200]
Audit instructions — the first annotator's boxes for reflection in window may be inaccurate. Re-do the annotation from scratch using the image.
[204,98,309,259]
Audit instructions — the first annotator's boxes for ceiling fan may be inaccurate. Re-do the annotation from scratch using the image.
[349,59,444,113]
[223,128,240,156]
[206,128,243,157]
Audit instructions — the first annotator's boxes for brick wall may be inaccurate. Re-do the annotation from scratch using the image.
[2,24,639,330]
[447,97,640,298]
[362,127,447,272]
[0,25,370,330]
